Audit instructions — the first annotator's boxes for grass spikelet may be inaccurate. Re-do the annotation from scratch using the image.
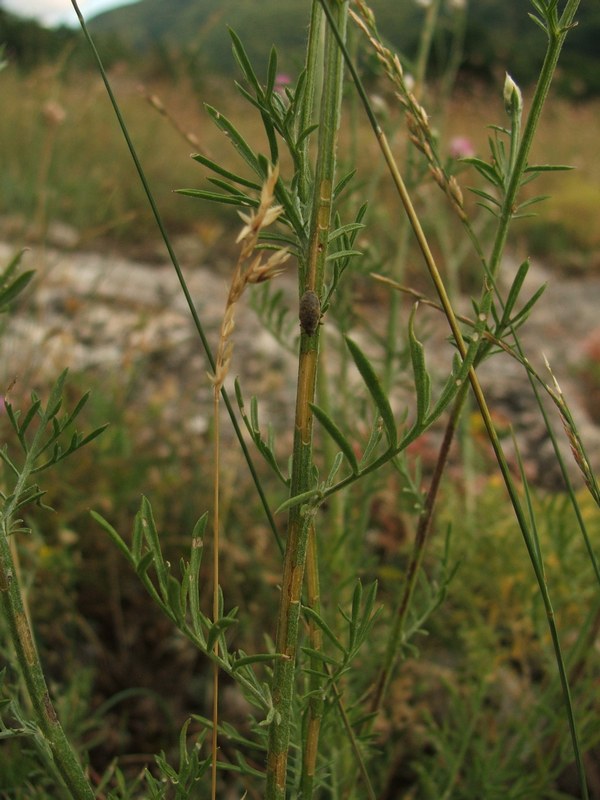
[210,164,289,392]
[544,355,600,506]
[351,1,466,220]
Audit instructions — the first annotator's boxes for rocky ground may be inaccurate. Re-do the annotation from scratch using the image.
[2,235,600,490]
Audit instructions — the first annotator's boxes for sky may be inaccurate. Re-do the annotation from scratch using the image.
[2,0,139,27]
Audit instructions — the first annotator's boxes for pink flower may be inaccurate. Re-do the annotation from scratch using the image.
[274,73,292,95]
[449,135,475,159]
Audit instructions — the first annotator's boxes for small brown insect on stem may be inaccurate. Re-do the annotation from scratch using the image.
[299,290,321,336]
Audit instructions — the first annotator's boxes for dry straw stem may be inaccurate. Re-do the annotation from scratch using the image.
[209,165,288,796]
[144,88,203,151]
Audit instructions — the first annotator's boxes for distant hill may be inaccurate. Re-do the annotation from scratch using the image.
[2,1,598,94]
[88,0,313,75]
[87,0,600,94]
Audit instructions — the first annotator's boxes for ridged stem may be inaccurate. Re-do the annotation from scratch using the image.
[265,3,348,798]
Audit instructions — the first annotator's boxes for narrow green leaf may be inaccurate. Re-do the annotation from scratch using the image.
[351,580,363,626]
[135,551,155,579]
[131,507,144,563]
[232,653,288,671]
[499,259,530,329]
[0,249,25,286]
[426,287,492,424]
[468,187,502,207]
[261,109,279,165]
[205,105,261,176]
[527,12,549,35]
[17,401,41,439]
[60,391,90,430]
[250,395,259,433]
[206,617,238,653]
[325,249,362,261]
[296,123,320,148]
[408,304,431,426]
[310,403,358,473]
[167,574,185,625]
[234,80,270,117]
[207,177,253,199]
[228,28,262,93]
[462,157,503,187]
[326,451,345,486]
[266,46,278,99]
[345,337,397,448]
[359,416,384,467]
[234,378,245,412]
[257,231,299,249]
[45,370,68,420]
[357,582,380,642]
[475,202,500,218]
[177,188,255,208]
[302,606,346,653]
[300,647,340,667]
[510,283,547,329]
[189,513,208,641]
[0,271,35,310]
[524,164,573,172]
[275,488,320,515]
[90,510,133,564]
[75,424,109,450]
[140,496,169,601]
[333,169,357,199]
[328,222,365,243]
[191,152,261,190]
[517,194,550,210]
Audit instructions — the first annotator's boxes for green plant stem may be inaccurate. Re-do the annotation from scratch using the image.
[266,4,348,798]
[487,0,581,280]
[297,0,324,207]
[0,547,94,800]
[1,453,94,798]
[300,523,323,799]
[70,0,284,556]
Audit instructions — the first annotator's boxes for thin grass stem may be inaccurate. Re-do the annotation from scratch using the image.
[487,0,581,280]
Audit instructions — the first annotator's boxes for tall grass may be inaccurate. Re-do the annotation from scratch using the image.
[1,1,598,798]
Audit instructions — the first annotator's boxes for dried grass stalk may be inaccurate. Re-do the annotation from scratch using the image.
[210,165,289,392]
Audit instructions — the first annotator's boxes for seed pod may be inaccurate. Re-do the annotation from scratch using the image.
[299,290,321,336]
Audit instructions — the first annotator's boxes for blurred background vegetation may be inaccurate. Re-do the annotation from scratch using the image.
[2,0,600,267]
[1,2,600,796]
[2,0,600,95]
